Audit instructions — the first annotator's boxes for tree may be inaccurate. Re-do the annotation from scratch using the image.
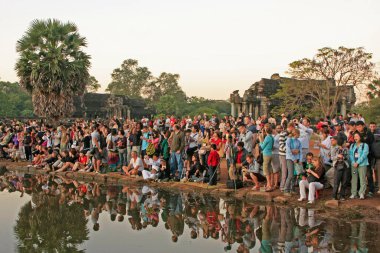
[14,193,89,253]
[155,95,185,116]
[0,81,33,117]
[366,79,380,99]
[15,19,91,121]
[277,47,376,117]
[86,76,101,93]
[106,59,152,98]
[143,72,186,105]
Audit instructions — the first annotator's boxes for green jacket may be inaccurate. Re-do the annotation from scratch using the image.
[161,139,170,159]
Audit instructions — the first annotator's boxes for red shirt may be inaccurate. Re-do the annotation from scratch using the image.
[236,150,243,164]
[207,150,220,167]
[78,156,88,165]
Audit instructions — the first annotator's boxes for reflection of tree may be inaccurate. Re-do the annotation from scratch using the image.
[14,193,89,253]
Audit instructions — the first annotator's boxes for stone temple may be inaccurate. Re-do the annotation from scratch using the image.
[229,73,356,118]
[73,93,152,119]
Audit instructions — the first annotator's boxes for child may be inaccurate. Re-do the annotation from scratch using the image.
[207,144,220,186]
[331,136,349,200]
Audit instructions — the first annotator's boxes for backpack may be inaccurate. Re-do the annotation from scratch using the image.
[372,134,380,159]
[23,135,32,146]
[226,179,243,189]
[146,143,156,156]
[99,134,107,149]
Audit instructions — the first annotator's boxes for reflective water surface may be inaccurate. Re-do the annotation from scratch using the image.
[1,171,380,253]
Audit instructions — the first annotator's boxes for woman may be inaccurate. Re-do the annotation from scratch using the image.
[259,125,274,191]
[117,129,128,166]
[60,126,69,152]
[317,128,332,168]
[298,157,325,204]
[284,129,302,195]
[349,132,369,200]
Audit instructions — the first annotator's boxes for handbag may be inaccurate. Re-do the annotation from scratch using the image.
[146,143,156,156]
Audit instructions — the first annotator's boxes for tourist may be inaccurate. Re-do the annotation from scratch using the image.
[279,123,293,191]
[330,136,349,200]
[242,153,266,190]
[296,118,313,162]
[259,124,274,191]
[117,129,128,166]
[271,125,283,190]
[354,120,375,197]
[284,129,302,195]
[207,144,220,186]
[91,125,102,174]
[349,132,369,200]
[169,125,185,180]
[298,157,325,204]
[122,151,144,177]
[230,142,248,180]
[238,123,253,153]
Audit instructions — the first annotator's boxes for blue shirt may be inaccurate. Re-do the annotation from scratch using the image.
[349,142,369,167]
[260,135,274,156]
[141,132,149,151]
[285,137,302,161]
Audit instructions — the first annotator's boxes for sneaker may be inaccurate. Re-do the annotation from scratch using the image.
[298,198,306,202]
[307,200,315,204]
[359,194,365,200]
[349,195,357,199]
[367,192,373,198]
[340,197,345,201]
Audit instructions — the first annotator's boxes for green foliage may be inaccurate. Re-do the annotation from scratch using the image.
[14,193,89,253]
[86,76,101,93]
[15,19,91,120]
[0,81,33,117]
[106,59,152,98]
[367,79,380,99]
[270,79,322,118]
[353,98,380,124]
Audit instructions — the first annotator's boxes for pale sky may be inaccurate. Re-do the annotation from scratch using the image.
[0,0,379,99]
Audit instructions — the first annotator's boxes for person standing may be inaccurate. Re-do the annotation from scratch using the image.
[354,120,375,197]
[272,125,283,190]
[259,126,274,191]
[238,124,253,153]
[349,133,369,200]
[297,118,313,162]
[169,125,185,180]
[207,144,220,186]
[284,129,302,195]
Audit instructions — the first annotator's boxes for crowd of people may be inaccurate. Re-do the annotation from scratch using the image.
[0,111,379,204]
[0,171,375,252]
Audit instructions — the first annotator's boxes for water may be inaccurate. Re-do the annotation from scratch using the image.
[1,172,380,253]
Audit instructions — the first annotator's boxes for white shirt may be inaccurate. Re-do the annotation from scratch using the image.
[130,157,144,171]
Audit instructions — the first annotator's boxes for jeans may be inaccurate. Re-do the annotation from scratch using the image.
[367,158,375,193]
[118,149,127,166]
[170,152,183,178]
[208,165,217,185]
[332,168,348,199]
[351,166,367,197]
[24,146,32,161]
[299,180,324,202]
[284,160,295,192]
[279,155,287,190]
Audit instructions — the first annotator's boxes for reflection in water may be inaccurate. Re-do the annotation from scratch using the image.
[0,171,379,252]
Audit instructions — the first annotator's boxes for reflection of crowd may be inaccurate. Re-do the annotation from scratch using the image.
[0,171,376,252]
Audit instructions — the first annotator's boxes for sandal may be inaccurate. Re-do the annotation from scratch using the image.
[265,187,273,192]
[252,186,260,191]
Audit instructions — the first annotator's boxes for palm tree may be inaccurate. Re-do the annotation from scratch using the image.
[15,19,91,121]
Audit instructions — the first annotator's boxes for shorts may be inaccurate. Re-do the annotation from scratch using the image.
[245,171,266,182]
[186,147,197,160]
[271,154,281,173]
[263,155,273,176]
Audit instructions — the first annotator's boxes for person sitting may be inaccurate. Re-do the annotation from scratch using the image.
[298,157,325,204]
[56,148,78,172]
[157,160,170,181]
[229,142,248,180]
[142,165,160,180]
[242,153,266,190]
[72,150,88,172]
[122,151,144,177]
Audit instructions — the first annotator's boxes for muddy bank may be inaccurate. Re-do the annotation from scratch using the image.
[1,161,380,223]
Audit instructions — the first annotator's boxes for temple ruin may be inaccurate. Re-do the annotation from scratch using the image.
[229,74,356,118]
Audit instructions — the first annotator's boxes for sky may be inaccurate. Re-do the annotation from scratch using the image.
[0,0,379,100]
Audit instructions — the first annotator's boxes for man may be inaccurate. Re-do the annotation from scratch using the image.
[355,120,375,197]
[242,153,266,190]
[91,125,102,174]
[272,125,283,190]
[297,118,313,162]
[369,122,380,194]
[238,124,254,153]
[122,151,144,176]
[278,123,292,191]
[333,122,347,147]
[169,125,185,179]
[230,142,248,180]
